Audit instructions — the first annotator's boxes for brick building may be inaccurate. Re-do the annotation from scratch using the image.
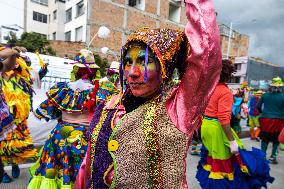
[218,23,250,59]
[51,0,188,58]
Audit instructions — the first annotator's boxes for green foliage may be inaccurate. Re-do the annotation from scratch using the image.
[6,32,56,55]
[93,54,109,77]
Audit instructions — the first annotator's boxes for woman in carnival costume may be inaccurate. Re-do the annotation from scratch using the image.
[28,49,118,189]
[196,60,274,189]
[75,0,222,188]
[0,47,19,183]
[0,47,38,183]
[257,77,284,164]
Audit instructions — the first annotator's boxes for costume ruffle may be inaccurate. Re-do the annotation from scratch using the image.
[196,145,274,189]
[197,117,274,189]
[1,78,32,124]
[47,82,93,113]
[1,72,36,164]
[28,176,73,189]
[34,99,62,121]
[0,121,37,164]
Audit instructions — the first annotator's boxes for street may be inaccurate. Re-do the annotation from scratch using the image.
[0,138,283,189]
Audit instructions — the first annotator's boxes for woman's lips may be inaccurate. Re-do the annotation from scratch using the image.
[129,82,144,87]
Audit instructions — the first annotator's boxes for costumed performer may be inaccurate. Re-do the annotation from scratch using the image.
[196,59,274,189]
[28,49,102,189]
[230,89,244,135]
[257,77,284,164]
[75,0,222,188]
[0,47,19,183]
[0,47,37,183]
[248,90,263,141]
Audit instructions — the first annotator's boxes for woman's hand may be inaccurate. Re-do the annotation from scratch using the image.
[229,140,239,154]
[0,48,19,72]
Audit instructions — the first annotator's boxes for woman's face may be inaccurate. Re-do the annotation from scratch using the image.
[123,44,162,98]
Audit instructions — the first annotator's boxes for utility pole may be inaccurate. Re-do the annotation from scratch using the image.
[226,22,233,59]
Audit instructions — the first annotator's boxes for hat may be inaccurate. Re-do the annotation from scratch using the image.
[74,49,99,69]
[254,90,263,95]
[109,61,120,73]
[122,28,189,79]
[270,77,283,87]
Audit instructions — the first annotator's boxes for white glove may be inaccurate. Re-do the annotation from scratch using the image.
[229,140,239,154]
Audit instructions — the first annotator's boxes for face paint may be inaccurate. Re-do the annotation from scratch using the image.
[123,44,162,98]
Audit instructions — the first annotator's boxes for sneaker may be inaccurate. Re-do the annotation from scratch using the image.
[269,157,278,164]
[12,165,20,178]
[2,173,12,183]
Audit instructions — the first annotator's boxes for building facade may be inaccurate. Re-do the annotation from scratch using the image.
[24,0,88,41]
[229,56,284,89]
[24,0,187,56]
[218,23,250,59]
[86,0,187,55]
[0,25,24,44]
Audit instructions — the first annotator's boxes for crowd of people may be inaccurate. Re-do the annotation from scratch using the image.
[0,0,283,188]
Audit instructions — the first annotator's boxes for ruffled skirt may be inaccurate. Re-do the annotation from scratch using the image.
[0,120,37,164]
[196,117,274,189]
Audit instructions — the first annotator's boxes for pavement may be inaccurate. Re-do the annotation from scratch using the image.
[0,138,283,189]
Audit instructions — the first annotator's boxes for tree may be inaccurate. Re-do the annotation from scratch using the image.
[7,32,56,55]
[93,54,109,77]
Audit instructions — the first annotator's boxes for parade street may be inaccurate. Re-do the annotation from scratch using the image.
[1,138,283,189]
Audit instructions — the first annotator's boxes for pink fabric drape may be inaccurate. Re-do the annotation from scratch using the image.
[166,0,221,137]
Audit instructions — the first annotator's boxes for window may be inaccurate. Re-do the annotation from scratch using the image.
[169,2,181,23]
[76,1,85,17]
[53,10,57,20]
[31,0,48,6]
[65,8,72,23]
[52,32,56,40]
[128,0,145,11]
[33,11,48,23]
[65,31,71,41]
[235,64,242,71]
[75,26,83,41]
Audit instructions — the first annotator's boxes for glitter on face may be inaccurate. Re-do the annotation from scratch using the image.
[123,44,162,98]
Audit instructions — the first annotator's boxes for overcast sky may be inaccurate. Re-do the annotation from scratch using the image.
[213,0,284,66]
[0,0,283,66]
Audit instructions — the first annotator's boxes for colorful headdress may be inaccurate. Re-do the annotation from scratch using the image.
[71,49,100,81]
[122,28,189,79]
[270,77,283,87]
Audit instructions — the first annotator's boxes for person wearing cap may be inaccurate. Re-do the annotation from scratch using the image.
[0,47,19,183]
[257,77,284,164]
[0,46,38,183]
[248,90,263,141]
[27,49,104,189]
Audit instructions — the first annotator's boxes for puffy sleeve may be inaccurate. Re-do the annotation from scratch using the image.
[34,98,61,121]
[166,0,222,136]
